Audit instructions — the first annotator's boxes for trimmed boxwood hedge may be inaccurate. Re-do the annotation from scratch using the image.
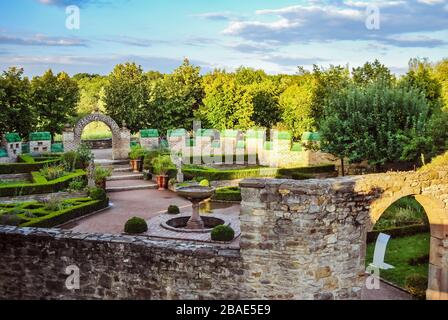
[181,164,335,181]
[0,197,109,228]
[366,224,429,243]
[0,169,86,197]
[212,187,242,202]
[0,154,61,174]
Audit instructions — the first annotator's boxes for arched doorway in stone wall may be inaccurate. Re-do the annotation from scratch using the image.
[366,183,448,300]
[63,113,130,160]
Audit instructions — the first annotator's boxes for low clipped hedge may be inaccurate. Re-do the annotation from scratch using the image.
[181,164,335,181]
[0,169,86,197]
[0,154,61,174]
[212,187,242,202]
[6,197,109,228]
[366,224,429,243]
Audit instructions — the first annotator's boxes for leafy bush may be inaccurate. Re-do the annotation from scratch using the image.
[76,144,93,167]
[40,196,63,211]
[88,187,107,201]
[62,151,81,172]
[39,165,66,181]
[199,179,210,187]
[143,150,160,170]
[211,225,235,242]
[151,155,174,175]
[405,274,427,300]
[68,177,87,191]
[129,145,147,160]
[94,166,112,185]
[124,217,148,234]
[167,205,180,214]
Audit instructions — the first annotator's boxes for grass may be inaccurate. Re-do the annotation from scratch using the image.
[82,122,112,140]
[365,233,430,288]
[374,196,428,230]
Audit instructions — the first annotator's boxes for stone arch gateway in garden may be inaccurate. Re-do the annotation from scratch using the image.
[63,113,131,160]
[239,167,448,300]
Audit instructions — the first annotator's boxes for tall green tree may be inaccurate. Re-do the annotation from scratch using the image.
[279,79,315,140]
[201,72,248,130]
[76,75,108,116]
[0,67,35,137]
[399,58,443,113]
[31,69,79,137]
[147,59,203,134]
[352,59,394,86]
[103,62,148,133]
[320,80,430,173]
[311,65,350,125]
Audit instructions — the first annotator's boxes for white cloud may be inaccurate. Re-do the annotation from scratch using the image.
[222,1,448,48]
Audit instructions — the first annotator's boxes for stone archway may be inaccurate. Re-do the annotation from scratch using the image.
[63,113,130,160]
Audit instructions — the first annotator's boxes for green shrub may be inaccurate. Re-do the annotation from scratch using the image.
[39,165,66,181]
[68,177,87,191]
[88,187,107,201]
[129,145,147,160]
[152,155,174,175]
[62,151,81,172]
[124,217,148,234]
[211,225,235,242]
[405,274,427,300]
[199,179,210,187]
[40,197,63,212]
[75,144,93,168]
[143,150,160,170]
[212,187,242,202]
[167,205,180,214]
[94,166,112,185]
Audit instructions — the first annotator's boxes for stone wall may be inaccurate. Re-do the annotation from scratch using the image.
[239,168,448,300]
[1,168,448,300]
[0,226,244,300]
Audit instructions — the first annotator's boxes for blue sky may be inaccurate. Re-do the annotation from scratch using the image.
[0,0,447,76]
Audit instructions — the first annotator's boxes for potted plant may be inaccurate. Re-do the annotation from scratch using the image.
[151,155,173,190]
[142,150,159,180]
[129,145,146,173]
[94,166,112,190]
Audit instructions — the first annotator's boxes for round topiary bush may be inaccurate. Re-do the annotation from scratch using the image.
[405,274,427,300]
[211,225,235,242]
[124,217,148,234]
[167,205,180,214]
[199,179,210,187]
[88,187,107,201]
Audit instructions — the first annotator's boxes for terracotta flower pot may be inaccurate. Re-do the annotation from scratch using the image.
[156,175,169,190]
[130,159,141,173]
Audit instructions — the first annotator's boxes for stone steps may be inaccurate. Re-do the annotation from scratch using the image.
[106,179,157,192]
[107,173,144,181]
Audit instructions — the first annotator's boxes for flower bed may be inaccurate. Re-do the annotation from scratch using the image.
[0,154,61,174]
[0,169,86,197]
[0,197,109,228]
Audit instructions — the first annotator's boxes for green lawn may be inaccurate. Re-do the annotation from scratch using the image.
[365,232,430,288]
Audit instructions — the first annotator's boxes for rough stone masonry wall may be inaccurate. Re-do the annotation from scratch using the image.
[239,178,372,300]
[0,227,244,300]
